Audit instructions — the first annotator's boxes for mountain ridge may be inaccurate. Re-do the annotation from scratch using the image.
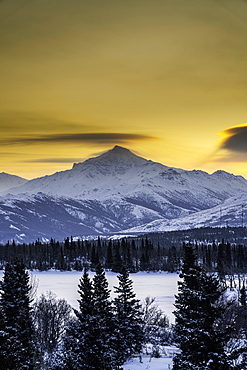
[0,172,28,193]
[0,146,246,243]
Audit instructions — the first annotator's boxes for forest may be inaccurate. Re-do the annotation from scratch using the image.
[0,227,246,277]
[1,244,247,369]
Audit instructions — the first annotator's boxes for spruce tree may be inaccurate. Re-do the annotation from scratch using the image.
[105,240,113,270]
[92,263,115,369]
[66,265,114,370]
[65,268,96,369]
[0,305,13,369]
[0,260,35,369]
[112,243,123,273]
[173,244,233,370]
[113,267,144,366]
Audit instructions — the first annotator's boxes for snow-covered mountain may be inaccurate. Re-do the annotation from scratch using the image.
[122,194,247,234]
[0,146,246,243]
[0,172,27,193]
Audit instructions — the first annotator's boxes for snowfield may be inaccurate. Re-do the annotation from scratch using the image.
[122,344,178,369]
[123,353,174,369]
[26,270,180,323]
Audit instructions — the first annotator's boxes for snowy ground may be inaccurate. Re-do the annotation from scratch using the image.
[0,270,180,322]
[123,345,179,370]
[123,356,173,369]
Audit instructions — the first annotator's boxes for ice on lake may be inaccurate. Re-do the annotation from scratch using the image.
[0,270,180,322]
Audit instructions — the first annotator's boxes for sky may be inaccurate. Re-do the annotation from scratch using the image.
[1,0,247,180]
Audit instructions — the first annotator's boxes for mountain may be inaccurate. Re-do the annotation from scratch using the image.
[0,173,27,193]
[0,145,246,243]
[122,193,247,234]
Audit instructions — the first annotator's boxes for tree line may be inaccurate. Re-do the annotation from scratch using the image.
[0,232,247,275]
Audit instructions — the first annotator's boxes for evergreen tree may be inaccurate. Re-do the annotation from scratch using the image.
[92,263,115,369]
[0,305,13,369]
[90,243,99,268]
[0,260,36,369]
[239,282,247,307]
[173,244,233,370]
[65,265,114,370]
[105,241,113,270]
[113,267,144,366]
[65,268,96,369]
[111,243,123,273]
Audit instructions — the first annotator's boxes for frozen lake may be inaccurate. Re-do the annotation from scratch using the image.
[0,270,180,322]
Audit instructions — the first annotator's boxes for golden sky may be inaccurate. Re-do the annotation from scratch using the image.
[1,0,247,179]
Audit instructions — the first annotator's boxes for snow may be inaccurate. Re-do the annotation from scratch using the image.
[0,270,180,323]
[123,353,173,369]
[122,344,179,369]
[2,146,246,204]
[0,172,27,193]
[0,145,246,242]
[9,224,20,231]
[123,193,247,233]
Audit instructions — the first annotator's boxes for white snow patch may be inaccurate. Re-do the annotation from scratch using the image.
[9,224,20,231]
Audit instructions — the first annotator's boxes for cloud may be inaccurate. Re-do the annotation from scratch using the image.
[24,158,86,163]
[208,152,247,163]
[206,123,247,163]
[0,111,82,133]
[220,124,247,153]
[0,132,155,146]
[206,124,247,164]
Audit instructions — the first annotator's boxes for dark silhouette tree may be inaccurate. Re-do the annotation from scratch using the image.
[173,244,234,370]
[113,267,144,366]
[112,243,123,273]
[65,268,96,369]
[92,263,115,369]
[105,240,113,270]
[65,265,114,369]
[0,260,36,369]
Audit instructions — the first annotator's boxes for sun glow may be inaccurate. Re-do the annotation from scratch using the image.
[1,0,247,179]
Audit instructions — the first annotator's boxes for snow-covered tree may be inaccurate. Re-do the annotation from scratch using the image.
[0,260,36,369]
[0,305,13,369]
[113,267,144,366]
[173,244,234,370]
[142,296,171,345]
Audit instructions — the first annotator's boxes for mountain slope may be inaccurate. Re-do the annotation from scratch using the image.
[0,173,27,193]
[0,193,165,243]
[0,146,246,243]
[122,194,247,234]
[3,146,247,209]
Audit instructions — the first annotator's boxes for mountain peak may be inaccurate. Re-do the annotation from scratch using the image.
[94,145,148,166]
[100,145,138,159]
[112,145,131,152]
[73,146,148,171]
